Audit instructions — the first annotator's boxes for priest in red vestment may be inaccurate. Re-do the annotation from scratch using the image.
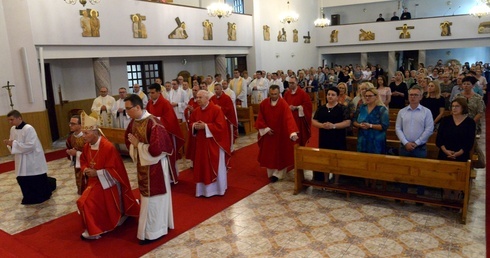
[189,90,231,197]
[146,83,184,183]
[124,94,175,245]
[77,111,139,240]
[210,83,238,150]
[66,114,86,195]
[283,76,312,146]
[255,85,299,183]
[184,84,201,164]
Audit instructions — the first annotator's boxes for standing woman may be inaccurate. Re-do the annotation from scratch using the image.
[376,75,392,107]
[389,71,408,109]
[436,98,476,200]
[455,76,485,136]
[312,87,351,184]
[337,82,352,107]
[421,80,446,131]
[353,88,390,154]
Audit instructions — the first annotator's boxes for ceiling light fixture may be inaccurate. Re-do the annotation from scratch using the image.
[469,0,490,18]
[64,0,100,7]
[279,1,299,24]
[314,8,330,28]
[207,0,233,19]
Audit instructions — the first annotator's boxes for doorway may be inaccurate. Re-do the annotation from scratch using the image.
[44,63,60,141]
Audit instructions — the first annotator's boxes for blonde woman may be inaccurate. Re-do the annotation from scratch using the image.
[421,80,445,130]
[389,71,408,109]
[337,82,351,107]
[350,82,375,119]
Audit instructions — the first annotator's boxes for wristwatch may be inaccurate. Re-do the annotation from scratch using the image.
[369,124,373,129]
[333,124,336,129]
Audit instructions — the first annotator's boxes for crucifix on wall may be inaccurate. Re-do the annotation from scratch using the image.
[396,24,414,39]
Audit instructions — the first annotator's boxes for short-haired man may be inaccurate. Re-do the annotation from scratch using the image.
[4,110,56,204]
[124,94,174,245]
[91,86,116,127]
[112,87,131,129]
[146,83,185,183]
[211,84,238,151]
[229,69,247,107]
[188,90,231,197]
[132,83,148,108]
[395,85,434,196]
[169,79,186,121]
[66,114,86,195]
[283,76,312,146]
[255,85,299,183]
[248,70,269,104]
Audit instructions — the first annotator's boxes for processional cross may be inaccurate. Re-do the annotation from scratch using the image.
[2,81,15,110]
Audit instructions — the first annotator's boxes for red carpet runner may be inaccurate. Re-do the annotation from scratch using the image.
[0,149,67,174]
[2,143,268,257]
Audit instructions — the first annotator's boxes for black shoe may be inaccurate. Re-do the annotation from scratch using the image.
[139,236,163,245]
[269,176,279,183]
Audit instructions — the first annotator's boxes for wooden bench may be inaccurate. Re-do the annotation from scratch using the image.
[236,106,256,135]
[100,127,126,144]
[351,128,437,143]
[318,89,326,106]
[307,92,318,113]
[345,136,440,159]
[294,145,472,223]
[251,103,260,121]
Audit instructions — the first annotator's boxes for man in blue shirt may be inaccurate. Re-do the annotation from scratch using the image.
[395,85,434,196]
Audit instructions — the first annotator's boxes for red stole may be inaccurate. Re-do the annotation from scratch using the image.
[283,88,312,146]
[255,97,299,170]
[189,102,231,185]
[146,94,184,180]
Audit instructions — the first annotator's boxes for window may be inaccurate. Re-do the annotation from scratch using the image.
[227,0,244,14]
[126,61,162,93]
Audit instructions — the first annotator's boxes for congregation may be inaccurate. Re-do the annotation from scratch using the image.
[8,57,486,245]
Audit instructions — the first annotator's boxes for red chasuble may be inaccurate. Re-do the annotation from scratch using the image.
[210,93,238,143]
[283,88,312,146]
[255,97,299,170]
[77,137,139,236]
[184,97,200,162]
[125,114,173,196]
[146,94,185,182]
[189,101,231,185]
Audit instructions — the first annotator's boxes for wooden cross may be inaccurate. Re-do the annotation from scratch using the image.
[303,31,311,43]
[2,81,15,109]
[396,24,414,39]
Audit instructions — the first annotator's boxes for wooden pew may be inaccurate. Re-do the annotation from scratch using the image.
[251,103,260,121]
[318,89,326,106]
[236,106,256,135]
[307,92,318,113]
[100,127,126,144]
[345,136,440,159]
[352,128,437,144]
[294,145,472,223]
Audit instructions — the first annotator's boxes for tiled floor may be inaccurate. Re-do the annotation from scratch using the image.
[0,124,486,257]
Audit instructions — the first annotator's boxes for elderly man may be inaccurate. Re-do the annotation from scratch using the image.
[112,87,131,129]
[211,84,238,151]
[283,76,312,146]
[4,110,56,204]
[66,114,86,195]
[91,86,115,127]
[255,85,299,183]
[124,94,174,245]
[132,83,148,108]
[77,111,139,240]
[248,70,269,104]
[146,83,185,183]
[188,90,231,197]
[229,69,247,107]
[184,84,201,164]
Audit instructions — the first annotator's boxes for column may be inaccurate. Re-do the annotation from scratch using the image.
[360,52,368,68]
[387,51,396,79]
[418,50,426,69]
[93,58,111,92]
[215,55,226,78]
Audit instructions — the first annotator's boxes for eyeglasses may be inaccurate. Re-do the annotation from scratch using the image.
[125,106,136,111]
[409,94,421,97]
[364,94,376,98]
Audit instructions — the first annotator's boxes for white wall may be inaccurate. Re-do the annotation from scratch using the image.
[0,0,15,112]
[250,0,319,73]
